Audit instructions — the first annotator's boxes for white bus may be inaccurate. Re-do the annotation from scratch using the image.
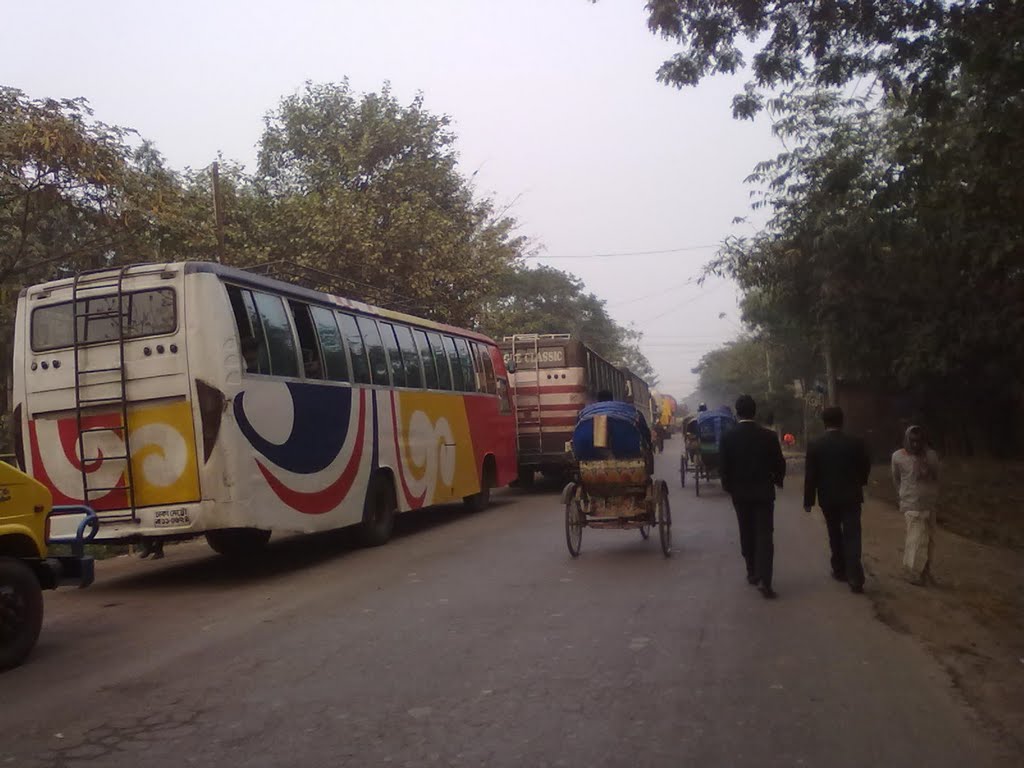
[11,262,518,556]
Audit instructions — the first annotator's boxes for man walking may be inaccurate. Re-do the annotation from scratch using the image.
[720,395,787,599]
[803,406,872,593]
[892,426,940,585]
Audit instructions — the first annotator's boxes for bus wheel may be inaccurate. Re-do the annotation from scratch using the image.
[205,528,271,558]
[0,557,44,671]
[464,460,495,513]
[361,475,397,547]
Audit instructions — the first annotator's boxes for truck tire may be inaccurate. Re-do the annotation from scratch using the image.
[0,557,44,671]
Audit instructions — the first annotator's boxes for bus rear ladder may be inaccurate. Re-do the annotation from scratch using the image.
[71,265,138,523]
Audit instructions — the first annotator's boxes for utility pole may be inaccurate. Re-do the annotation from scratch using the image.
[211,161,226,264]
[823,329,837,406]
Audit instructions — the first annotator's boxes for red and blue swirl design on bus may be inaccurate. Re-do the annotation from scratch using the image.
[233,383,370,515]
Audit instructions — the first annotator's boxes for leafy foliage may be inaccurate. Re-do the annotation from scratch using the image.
[636,2,1024,452]
[253,81,523,325]
[0,82,662,423]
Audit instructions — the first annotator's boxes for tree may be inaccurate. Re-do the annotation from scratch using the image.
[0,88,135,285]
[254,81,523,325]
[479,264,657,382]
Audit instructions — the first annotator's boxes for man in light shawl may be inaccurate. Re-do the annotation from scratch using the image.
[891,426,941,584]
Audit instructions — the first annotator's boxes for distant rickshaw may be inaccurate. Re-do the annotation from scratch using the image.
[686,408,736,496]
[679,415,699,487]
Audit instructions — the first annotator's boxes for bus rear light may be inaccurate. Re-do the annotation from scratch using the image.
[195,380,226,463]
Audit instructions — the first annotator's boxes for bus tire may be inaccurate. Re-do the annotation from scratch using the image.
[0,557,44,671]
[464,458,495,513]
[205,528,271,558]
[361,474,397,547]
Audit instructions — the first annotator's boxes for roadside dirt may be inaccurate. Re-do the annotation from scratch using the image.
[862,465,1024,753]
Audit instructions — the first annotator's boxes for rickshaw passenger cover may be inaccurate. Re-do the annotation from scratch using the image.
[572,401,651,460]
[697,407,736,445]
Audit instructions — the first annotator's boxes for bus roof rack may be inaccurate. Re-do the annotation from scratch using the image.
[500,334,572,341]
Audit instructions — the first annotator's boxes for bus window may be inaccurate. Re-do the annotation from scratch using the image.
[227,285,269,374]
[426,332,452,390]
[252,292,300,378]
[415,329,438,389]
[356,316,390,386]
[337,313,371,384]
[379,323,406,388]
[469,343,485,392]
[452,337,476,392]
[394,324,423,388]
[31,288,176,352]
[496,377,512,414]
[480,346,497,394]
[289,301,325,380]
[442,336,465,391]
[310,306,349,382]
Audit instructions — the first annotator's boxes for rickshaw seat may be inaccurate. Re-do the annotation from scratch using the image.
[578,457,650,496]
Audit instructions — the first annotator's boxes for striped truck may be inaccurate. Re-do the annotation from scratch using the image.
[499,334,653,484]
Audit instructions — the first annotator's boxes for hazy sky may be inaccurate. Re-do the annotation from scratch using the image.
[3,0,781,397]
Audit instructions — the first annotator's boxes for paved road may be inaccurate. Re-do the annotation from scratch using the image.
[2,443,1011,767]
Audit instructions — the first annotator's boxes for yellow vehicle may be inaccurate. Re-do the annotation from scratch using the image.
[0,461,97,670]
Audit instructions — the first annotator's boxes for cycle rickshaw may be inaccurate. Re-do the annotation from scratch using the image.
[562,402,671,557]
[685,408,736,496]
[679,415,699,488]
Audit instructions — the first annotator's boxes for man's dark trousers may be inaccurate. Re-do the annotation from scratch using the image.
[822,504,864,587]
[734,499,775,588]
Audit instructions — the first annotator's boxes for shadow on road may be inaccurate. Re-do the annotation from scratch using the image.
[95,497,520,592]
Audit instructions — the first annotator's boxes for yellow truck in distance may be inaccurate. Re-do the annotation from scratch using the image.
[0,460,97,670]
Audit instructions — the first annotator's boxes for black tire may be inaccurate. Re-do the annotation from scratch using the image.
[517,467,535,489]
[565,491,583,558]
[361,475,397,547]
[0,557,44,671]
[695,465,701,497]
[205,528,272,558]
[680,455,687,488]
[464,460,494,513]
[657,483,672,557]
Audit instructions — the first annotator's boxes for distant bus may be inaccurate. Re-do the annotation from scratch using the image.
[498,334,651,483]
[12,262,517,556]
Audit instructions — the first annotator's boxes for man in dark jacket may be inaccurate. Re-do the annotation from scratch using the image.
[803,406,872,593]
[720,395,787,599]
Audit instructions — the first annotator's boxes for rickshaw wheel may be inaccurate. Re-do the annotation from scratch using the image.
[694,463,701,497]
[656,482,672,557]
[565,490,583,558]
[679,454,687,488]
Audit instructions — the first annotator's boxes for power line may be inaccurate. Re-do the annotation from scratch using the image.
[534,244,719,260]
[634,282,729,323]
[607,276,700,307]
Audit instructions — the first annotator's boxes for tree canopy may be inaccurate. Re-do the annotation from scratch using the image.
[0,82,662,424]
[639,1,1024,451]
[480,264,657,383]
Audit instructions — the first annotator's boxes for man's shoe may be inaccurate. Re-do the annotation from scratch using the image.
[746,573,759,585]
[849,584,864,594]
[759,585,777,599]
[831,571,847,582]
